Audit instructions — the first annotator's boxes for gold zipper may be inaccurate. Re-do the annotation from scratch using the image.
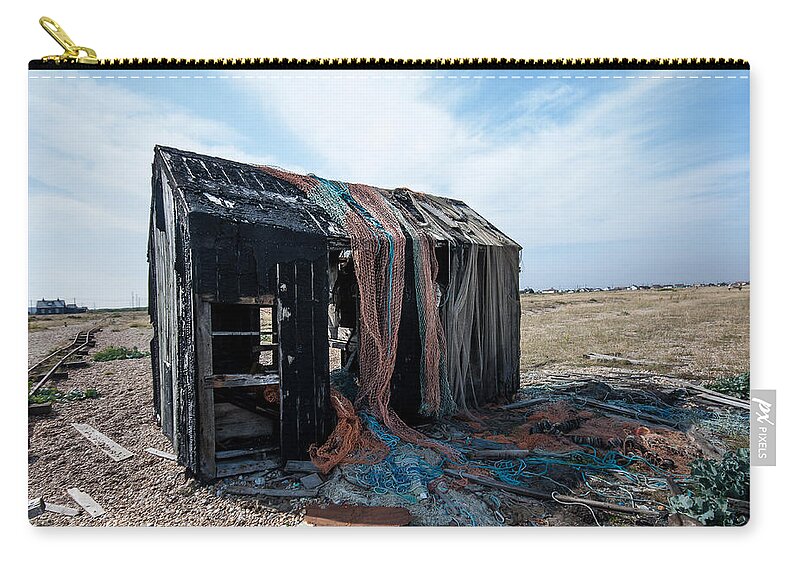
[39,17,98,65]
[34,16,749,70]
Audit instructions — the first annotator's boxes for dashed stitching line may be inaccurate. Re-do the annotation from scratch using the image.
[28,74,750,80]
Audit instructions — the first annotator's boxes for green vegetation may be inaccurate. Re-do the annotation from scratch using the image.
[29,384,99,405]
[705,372,749,400]
[668,449,749,526]
[92,346,149,362]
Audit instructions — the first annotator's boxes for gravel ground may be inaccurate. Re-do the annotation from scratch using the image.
[27,316,106,366]
[28,312,305,527]
[28,309,740,527]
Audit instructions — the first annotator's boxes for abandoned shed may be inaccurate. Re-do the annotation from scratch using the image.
[148,146,521,480]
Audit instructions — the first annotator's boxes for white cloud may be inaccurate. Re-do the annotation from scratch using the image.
[28,72,748,302]
[244,73,748,255]
[28,78,272,305]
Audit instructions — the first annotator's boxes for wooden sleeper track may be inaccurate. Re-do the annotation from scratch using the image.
[28,326,101,399]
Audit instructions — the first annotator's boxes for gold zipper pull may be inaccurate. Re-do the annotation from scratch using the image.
[39,16,98,64]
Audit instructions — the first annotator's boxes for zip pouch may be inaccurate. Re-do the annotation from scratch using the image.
[28,17,750,528]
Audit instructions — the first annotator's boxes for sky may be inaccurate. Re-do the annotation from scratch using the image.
[28,69,749,308]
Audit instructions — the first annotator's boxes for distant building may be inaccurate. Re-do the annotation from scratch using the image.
[34,298,88,315]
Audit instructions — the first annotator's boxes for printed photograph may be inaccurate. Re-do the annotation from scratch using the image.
[28,67,750,526]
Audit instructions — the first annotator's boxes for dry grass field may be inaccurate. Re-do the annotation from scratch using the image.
[519,286,749,380]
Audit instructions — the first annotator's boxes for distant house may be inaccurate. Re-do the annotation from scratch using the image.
[34,298,88,315]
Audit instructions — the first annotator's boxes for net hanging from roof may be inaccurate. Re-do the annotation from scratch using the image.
[259,167,457,472]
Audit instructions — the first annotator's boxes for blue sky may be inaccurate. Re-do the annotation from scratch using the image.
[28,69,749,307]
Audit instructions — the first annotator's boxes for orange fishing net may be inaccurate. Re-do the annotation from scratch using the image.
[308,389,389,474]
[259,167,459,469]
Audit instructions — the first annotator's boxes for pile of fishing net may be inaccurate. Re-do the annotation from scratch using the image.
[316,411,499,526]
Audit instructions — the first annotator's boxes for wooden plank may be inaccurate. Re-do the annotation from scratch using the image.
[309,254,332,449]
[443,469,658,517]
[304,504,412,527]
[67,487,105,517]
[278,260,301,460]
[199,293,275,305]
[215,458,281,478]
[71,423,134,462]
[28,497,45,519]
[45,502,80,517]
[195,297,216,481]
[285,460,320,473]
[693,391,750,410]
[204,373,279,389]
[145,447,177,461]
[328,338,357,350]
[300,473,323,489]
[584,352,668,367]
[224,485,318,498]
[214,402,275,443]
[666,380,750,408]
[32,371,68,382]
[28,402,52,416]
[277,256,331,461]
[215,446,277,460]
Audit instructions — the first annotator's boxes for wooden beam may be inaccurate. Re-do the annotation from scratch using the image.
[203,373,279,389]
[195,297,216,481]
[28,402,52,416]
[304,504,412,527]
[71,423,134,462]
[67,488,105,518]
[214,402,275,443]
[276,256,331,461]
[215,458,281,478]
[199,294,275,305]
[584,352,670,367]
[300,473,324,489]
[45,502,80,517]
[692,392,750,410]
[28,497,45,519]
[284,460,320,473]
[215,446,277,460]
[224,486,318,498]
[211,331,262,336]
[145,447,177,461]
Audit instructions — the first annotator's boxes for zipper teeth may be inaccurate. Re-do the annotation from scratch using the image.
[32,57,750,69]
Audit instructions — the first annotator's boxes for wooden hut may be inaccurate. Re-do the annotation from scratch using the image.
[148,146,521,480]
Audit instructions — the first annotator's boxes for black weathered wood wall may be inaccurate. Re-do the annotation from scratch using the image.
[276,257,332,460]
[390,239,423,423]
